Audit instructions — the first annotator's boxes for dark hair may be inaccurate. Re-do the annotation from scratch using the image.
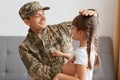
[72,15,101,69]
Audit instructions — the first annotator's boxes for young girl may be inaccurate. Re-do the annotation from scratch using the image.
[52,15,101,80]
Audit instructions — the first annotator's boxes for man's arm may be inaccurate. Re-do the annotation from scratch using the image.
[79,9,98,17]
[18,44,51,80]
[58,9,98,34]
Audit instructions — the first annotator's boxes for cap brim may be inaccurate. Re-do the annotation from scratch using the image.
[43,7,50,10]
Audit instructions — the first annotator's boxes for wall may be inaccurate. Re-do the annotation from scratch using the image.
[0,0,116,39]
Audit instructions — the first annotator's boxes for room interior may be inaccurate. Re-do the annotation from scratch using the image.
[0,0,119,80]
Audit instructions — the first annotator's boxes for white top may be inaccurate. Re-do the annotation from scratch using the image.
[70,46,96,80]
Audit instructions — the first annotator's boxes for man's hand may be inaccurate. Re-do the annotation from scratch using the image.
[79,9,98,17]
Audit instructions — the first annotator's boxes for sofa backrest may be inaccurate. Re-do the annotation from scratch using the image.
[0,36,115,80]
[93,37,115,80]
[0,36,32,80]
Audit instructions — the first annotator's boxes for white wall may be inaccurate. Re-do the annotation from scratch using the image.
[0,0,117,39]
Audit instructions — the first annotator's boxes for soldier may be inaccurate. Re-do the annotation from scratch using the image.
[18,1,98,80]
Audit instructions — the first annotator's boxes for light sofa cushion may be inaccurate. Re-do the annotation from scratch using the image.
[93,36,114,80]
[0,36,32,80]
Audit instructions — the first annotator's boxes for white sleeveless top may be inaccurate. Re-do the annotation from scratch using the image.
[70,46,96,80]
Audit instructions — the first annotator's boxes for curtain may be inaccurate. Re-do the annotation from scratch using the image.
[118,47,120,80]
[114,0,120,80]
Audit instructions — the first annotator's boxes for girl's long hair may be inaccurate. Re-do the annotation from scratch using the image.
[72,15,101,69]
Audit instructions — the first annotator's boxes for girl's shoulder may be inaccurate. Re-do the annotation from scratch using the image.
[75,47,87,54]
[73,47,88,65]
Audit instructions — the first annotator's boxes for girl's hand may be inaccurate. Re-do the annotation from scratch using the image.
[69,56,76,63]
[52,50,70,59]
[52,50,63,57]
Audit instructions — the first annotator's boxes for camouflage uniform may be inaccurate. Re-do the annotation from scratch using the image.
[18,1,73,80]
[19,21,73,80]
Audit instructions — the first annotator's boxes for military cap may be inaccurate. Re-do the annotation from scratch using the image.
[19,1,50,19]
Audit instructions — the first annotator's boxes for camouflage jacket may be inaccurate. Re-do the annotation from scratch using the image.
[18,21,73,80]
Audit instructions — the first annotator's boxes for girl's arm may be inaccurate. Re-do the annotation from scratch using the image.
[52,50,70,60]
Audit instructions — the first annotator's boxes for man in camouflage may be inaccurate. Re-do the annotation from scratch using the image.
[18,1,98,80]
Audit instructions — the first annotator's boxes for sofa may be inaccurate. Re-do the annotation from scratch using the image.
[0,36,115,80]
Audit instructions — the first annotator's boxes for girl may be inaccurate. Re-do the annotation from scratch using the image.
[52,15,101,80]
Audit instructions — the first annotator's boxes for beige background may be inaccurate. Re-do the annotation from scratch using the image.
[0,0,117,40]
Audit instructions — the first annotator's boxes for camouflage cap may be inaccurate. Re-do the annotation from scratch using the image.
[19,1,50,19]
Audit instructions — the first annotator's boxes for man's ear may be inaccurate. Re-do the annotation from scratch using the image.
[23,19,30,26]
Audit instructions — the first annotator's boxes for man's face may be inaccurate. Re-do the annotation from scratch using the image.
[24,10,47,33]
